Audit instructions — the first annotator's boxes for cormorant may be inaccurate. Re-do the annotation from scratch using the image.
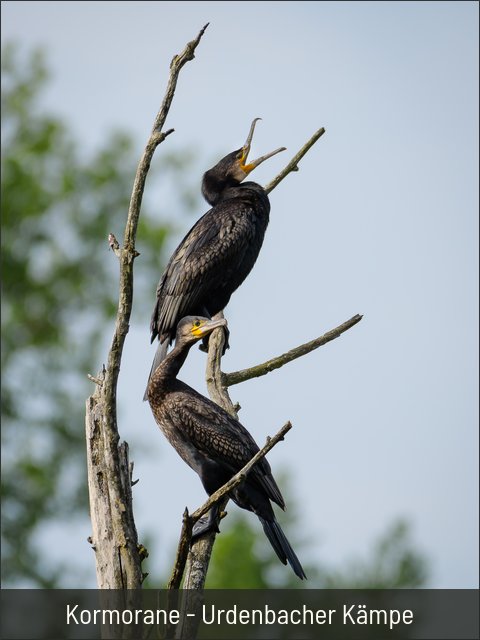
[147,316,306,580]
[145,119,285,397]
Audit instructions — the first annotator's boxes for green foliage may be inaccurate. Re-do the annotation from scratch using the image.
[1,43,195,586]
[319,519,428,588]
[206,516,273,588]
[205,510,427,589]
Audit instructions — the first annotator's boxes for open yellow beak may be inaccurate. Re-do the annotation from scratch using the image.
[240,118,286,174]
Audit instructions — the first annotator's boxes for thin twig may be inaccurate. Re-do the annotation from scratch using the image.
[223,314,363,387]
[153,23,209,135]
[168,421,292,590]
[167,507,193,590]
[108,233,121,257]
[87,373,104,386]
[264,127,326,194]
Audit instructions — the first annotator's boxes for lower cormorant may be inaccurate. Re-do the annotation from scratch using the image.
[147,316,306,580]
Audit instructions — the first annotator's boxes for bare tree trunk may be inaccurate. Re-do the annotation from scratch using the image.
[86,389,144,589]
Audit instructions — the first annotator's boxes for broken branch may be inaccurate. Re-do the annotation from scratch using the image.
[265,126,326,195]
[224,314,363,387]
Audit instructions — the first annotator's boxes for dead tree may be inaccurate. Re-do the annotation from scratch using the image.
[84,23,362,609]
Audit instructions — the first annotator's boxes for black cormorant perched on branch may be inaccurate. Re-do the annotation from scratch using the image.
[147,316,306,580]
[145,119,285,397]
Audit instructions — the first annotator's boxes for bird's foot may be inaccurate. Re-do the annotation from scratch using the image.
[191,506,223,540]
[222,325,230,354]
[198,325,230,354]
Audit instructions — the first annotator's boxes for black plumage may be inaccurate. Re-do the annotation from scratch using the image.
[147,316,306,580]
[145,119,285,396]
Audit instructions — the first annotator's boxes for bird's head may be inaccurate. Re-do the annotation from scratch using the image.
[229,117,286,181]
[202,119,285,203]
[175,316,227,346]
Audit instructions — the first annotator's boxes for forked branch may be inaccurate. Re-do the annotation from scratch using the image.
[264,126,326,194]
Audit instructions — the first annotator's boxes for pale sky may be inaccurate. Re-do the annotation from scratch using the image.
[2,1,478,588]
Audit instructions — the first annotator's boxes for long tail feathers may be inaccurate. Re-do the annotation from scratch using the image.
[143,340,169,401]
[259,517,307,580]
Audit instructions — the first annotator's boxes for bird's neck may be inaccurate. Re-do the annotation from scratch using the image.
[201,171,240,205]
[150,341,191,392]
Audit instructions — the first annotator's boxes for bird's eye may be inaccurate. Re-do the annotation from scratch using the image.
[194,320,201,328]
[236,151,243,160]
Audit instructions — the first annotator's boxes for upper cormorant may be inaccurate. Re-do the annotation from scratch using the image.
[145,119,285,396]
[147,315,306,580]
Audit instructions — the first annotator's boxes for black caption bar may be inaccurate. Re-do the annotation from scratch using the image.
[1,589,478,640]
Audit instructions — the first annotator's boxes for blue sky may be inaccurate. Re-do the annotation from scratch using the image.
[2,1,478,588]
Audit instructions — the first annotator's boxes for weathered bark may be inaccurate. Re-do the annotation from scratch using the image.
[85,386,144,589]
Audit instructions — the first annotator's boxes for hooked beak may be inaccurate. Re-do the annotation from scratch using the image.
[196,317,228,337]
[240,118,286,174]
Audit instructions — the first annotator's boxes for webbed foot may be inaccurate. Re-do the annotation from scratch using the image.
[191,505,223,540]
[198,324,230,354]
